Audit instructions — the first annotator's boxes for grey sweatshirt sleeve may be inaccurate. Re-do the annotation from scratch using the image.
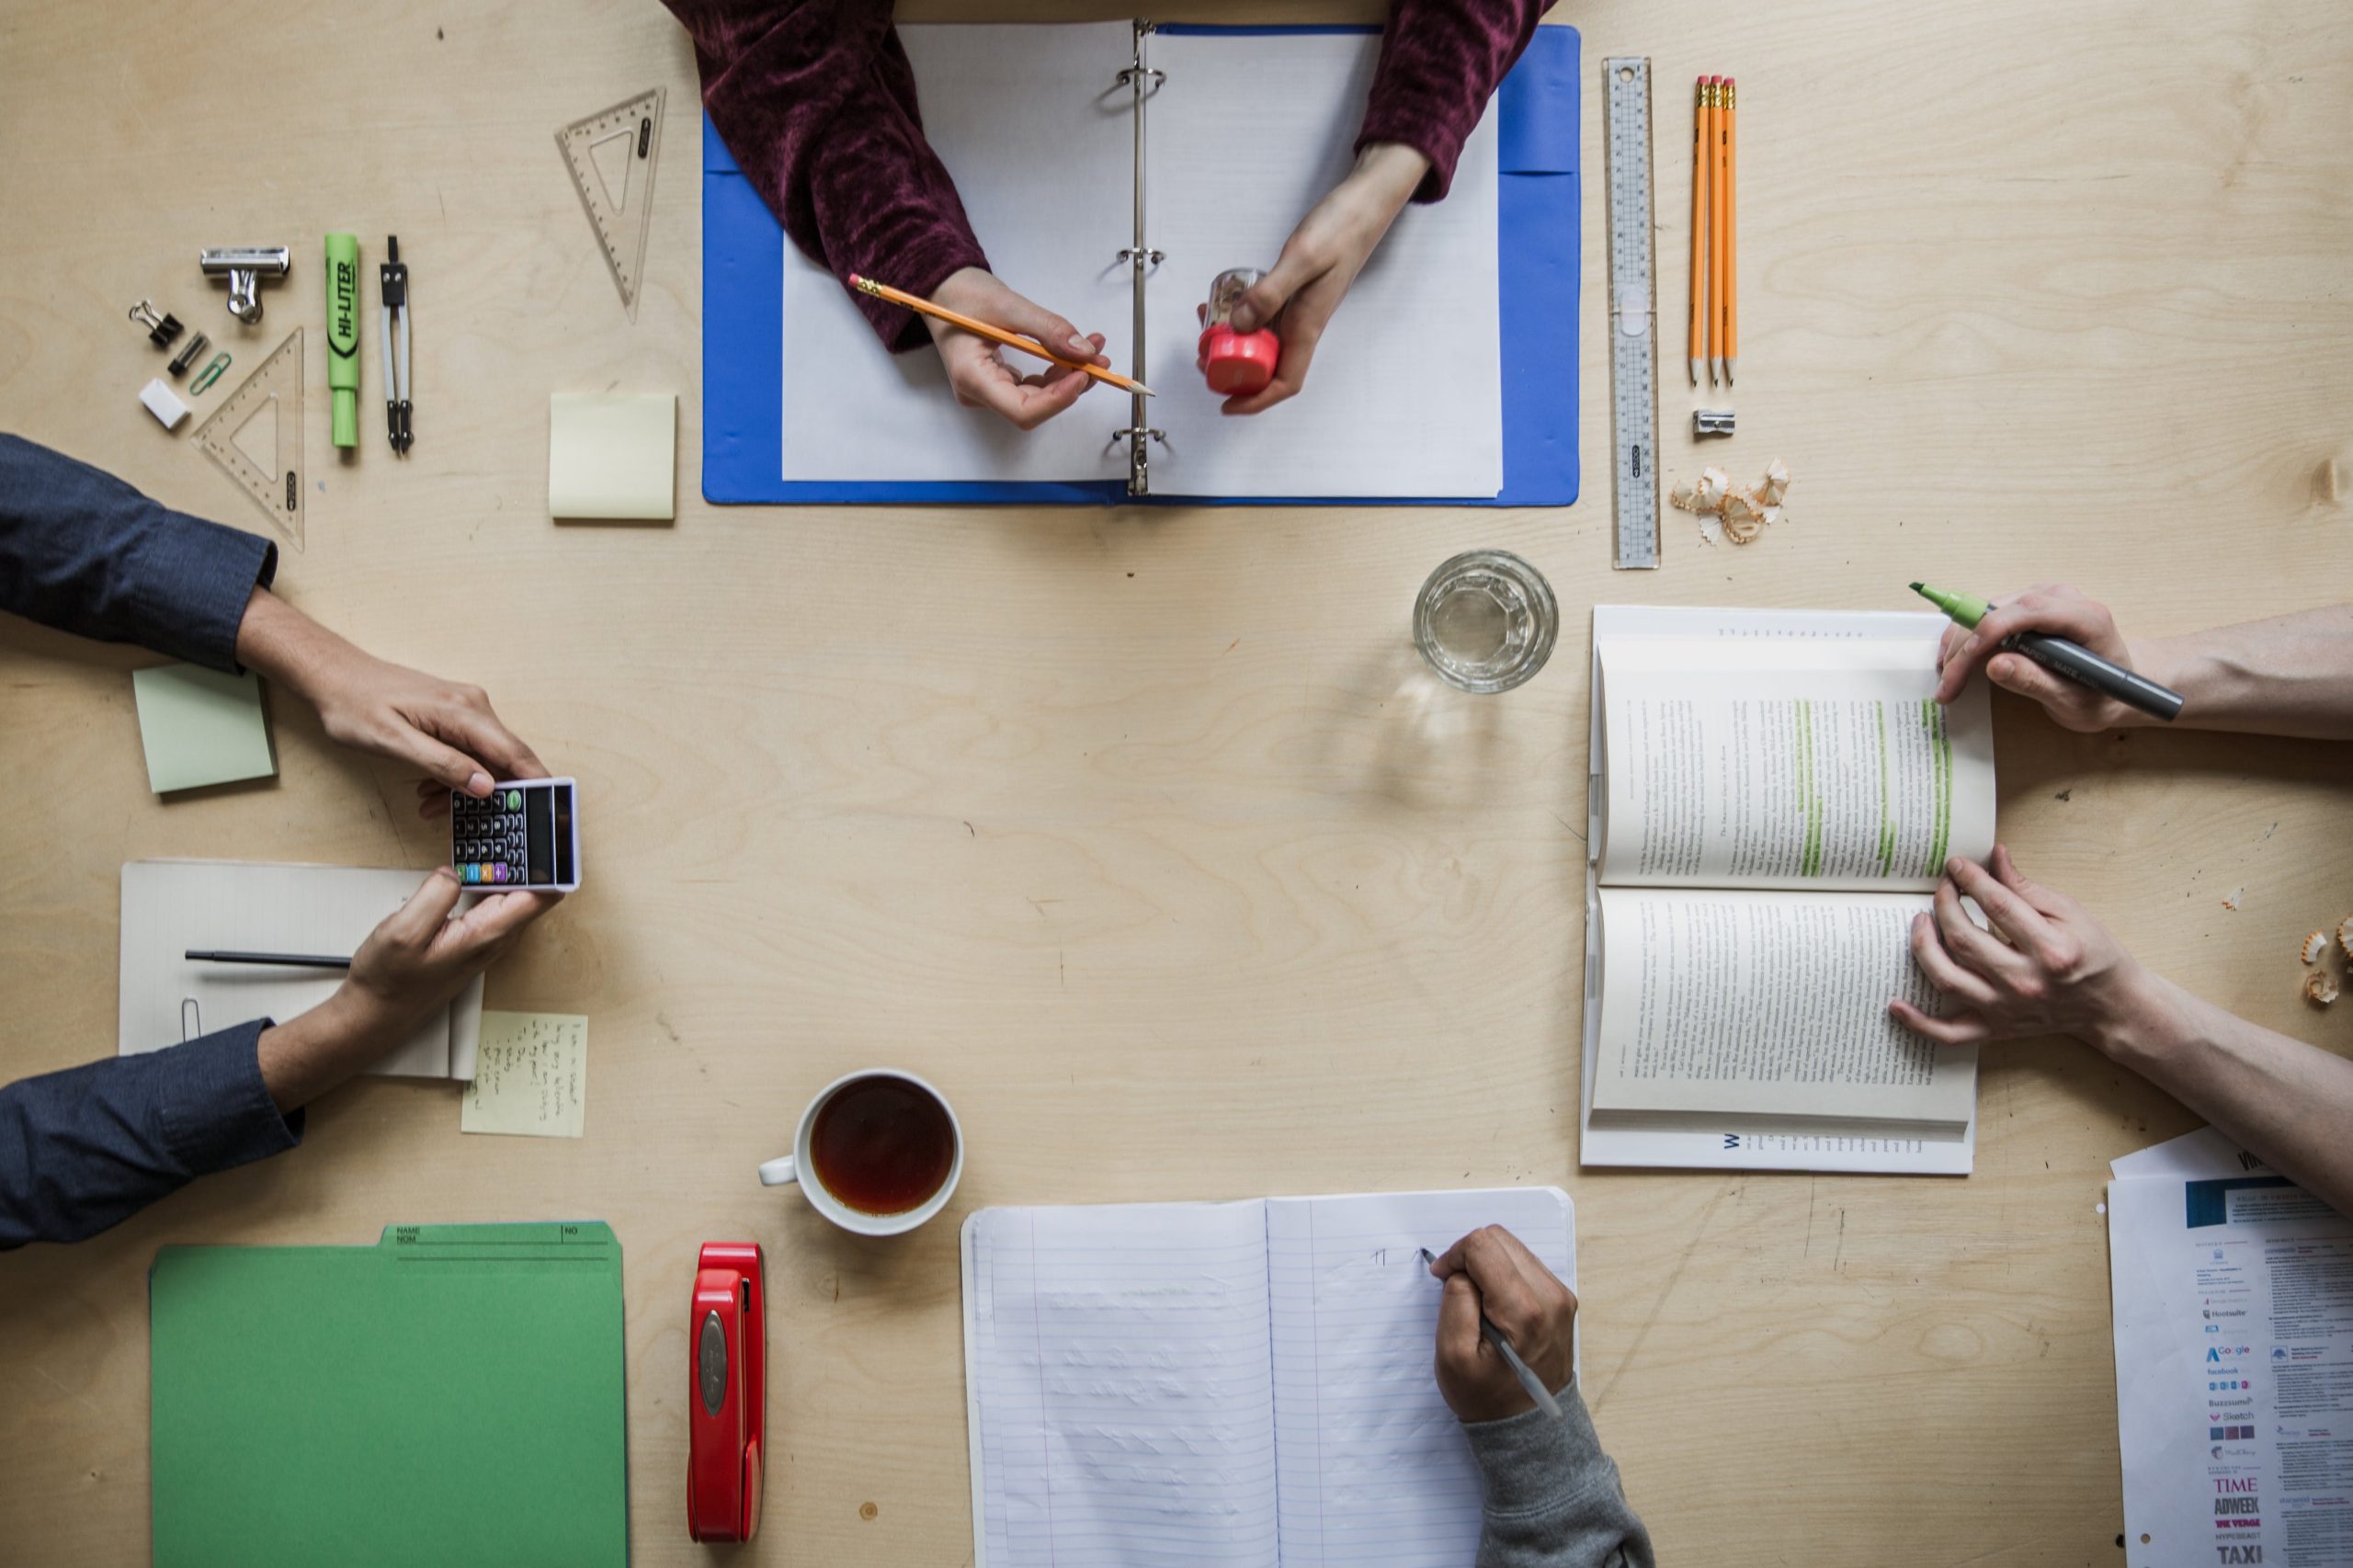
[1463,1381,1654,1568]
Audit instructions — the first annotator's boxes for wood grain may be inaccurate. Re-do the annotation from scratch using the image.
[1,1,2347,1563]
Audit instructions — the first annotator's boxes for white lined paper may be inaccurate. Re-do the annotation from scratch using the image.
[963,1187,1574,1566]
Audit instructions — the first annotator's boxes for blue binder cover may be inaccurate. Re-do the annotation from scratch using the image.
[700,24,1578,507]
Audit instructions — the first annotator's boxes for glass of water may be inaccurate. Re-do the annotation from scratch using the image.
[1412,550,1559,694]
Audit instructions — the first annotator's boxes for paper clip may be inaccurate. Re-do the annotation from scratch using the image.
[180,997,203,1043]
[189,352,231,395]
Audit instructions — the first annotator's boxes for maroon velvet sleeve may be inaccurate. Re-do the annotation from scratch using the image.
[1356,0,1552,202]
[664,0,989,352]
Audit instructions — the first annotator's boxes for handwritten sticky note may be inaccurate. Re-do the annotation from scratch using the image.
[460,1012,586,1138]
[131,663,274,793]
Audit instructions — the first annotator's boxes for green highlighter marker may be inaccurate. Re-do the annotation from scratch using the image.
[1911,582,2183,722]
[324,233,361,449]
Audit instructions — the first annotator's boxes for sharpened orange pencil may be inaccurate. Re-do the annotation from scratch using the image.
[1688,75,1708,385]
[1708,78,1729,386]
[848,274,1154,397]
[1722,77,1738,385]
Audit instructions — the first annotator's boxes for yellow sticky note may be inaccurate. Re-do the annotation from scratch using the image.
[549,392,675,519]
[131,663,275,794]
[460,1012,587,1138]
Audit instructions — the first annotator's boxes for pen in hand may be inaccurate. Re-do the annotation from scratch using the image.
[1419,1245,1564,1421]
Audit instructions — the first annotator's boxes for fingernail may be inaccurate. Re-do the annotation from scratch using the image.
[1066,334,1091,355]
[468,771,493,795]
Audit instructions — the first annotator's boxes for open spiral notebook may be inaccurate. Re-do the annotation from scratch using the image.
[961,1186,1574,1568]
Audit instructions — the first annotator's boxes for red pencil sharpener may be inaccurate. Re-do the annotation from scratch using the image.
[688,1242,767,1544]
[1198,267,1279,396]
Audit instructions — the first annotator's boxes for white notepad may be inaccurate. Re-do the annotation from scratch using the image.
[961,1186,1573,1568]
[119,860,486,1080]
[779,24,1503,498]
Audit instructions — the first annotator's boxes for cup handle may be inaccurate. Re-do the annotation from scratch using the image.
[758,1155,799,1188]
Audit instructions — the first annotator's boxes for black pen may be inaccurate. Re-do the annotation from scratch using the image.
[185,950,352,969]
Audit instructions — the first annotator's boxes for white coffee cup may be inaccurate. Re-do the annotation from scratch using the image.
[757,1069,962,1237]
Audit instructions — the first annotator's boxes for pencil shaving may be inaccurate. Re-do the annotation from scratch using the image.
[1674,459,1791,546]
[2338,915,2353,960]
[2220,888,2243,912]
[2304,970,2339,1007]
[2301,930,2329,964]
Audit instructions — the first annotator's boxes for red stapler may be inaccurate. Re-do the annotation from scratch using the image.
[688,1242,767,1543]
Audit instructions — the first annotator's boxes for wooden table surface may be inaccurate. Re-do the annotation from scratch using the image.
[2,1,2347,1562]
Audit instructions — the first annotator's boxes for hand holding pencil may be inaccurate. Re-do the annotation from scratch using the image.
[858,267,1149,432]
[1427,1226,1577,1424]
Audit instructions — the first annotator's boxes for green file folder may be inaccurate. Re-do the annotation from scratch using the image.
[150,1222,628,1566]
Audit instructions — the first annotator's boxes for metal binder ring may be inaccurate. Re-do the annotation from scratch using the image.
[1115,66,1165,86]
[1116,247,1165,267]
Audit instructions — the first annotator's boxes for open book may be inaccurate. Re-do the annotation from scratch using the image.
[961,1187,1574,1568]
[1581,607,1996,1174]
[777,22,1503,500]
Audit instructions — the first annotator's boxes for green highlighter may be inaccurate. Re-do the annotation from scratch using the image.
[324,233,361,448]
[1911,581,2184,722]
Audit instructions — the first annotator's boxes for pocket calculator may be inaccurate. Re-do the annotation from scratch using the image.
[449,777,582,892]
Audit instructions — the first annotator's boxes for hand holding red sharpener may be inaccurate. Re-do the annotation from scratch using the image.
[1197,267,1279,396]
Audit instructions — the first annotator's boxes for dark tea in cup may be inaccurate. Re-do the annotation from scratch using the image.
[807,1075,957,1216]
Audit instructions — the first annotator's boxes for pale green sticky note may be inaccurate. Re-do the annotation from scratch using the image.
[460,1011,587,1138]
[131,663,275,794]
[548,392,675,519]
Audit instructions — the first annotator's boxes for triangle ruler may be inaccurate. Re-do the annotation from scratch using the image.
[190,327,305,551]
[557,86,664,320]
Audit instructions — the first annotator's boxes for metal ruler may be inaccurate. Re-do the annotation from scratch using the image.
[191,327,304,551]
[1603,58,1661,570]
[556,87,665,319]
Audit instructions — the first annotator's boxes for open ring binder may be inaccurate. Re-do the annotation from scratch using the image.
[1111,20,1166,495]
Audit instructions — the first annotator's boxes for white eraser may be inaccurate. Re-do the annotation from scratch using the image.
[140,378,190,431]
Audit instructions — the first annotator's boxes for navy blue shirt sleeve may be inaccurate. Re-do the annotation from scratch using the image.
[0,1023,301,1251]
[0,432,278,671]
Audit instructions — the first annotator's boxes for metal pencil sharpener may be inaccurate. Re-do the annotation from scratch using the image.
[199,246,291,324]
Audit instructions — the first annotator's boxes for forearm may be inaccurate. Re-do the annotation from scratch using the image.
[1358,0,1549,201]
[256,993,405,1114]
[664,0,987,351]
[2095,971,2353,1217]
[2130,607,2353,737]
[0,433,276,668]
[233,585,358,710]
[1465,1383,1654,1568]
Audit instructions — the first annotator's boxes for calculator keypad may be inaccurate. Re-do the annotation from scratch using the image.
[450,789,526,884]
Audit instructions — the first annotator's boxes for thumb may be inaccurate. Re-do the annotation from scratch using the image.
[1438,1272,1484,1365]
[381,868,464,947]
[1231,249,1318,335]
[1986,652,2070,710]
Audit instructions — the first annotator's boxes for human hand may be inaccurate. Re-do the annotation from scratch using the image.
[1427,1224,1577,1423]
[235,588,547,816]
[926,267,1108,431]
[257,868,556,1110]
[1933,584,2152,732]
[1890,845,2150,1051]
[1220,142,1429,415]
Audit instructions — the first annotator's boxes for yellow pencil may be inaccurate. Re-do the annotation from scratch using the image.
[849,274,1154,397]
[1709,78,1729,387]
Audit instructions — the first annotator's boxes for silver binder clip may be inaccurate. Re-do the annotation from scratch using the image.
[199,246,292,324]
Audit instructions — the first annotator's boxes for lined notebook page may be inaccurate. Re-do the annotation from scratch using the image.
[964,1201,1281,1568]
[1265,1187,1574,1568]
